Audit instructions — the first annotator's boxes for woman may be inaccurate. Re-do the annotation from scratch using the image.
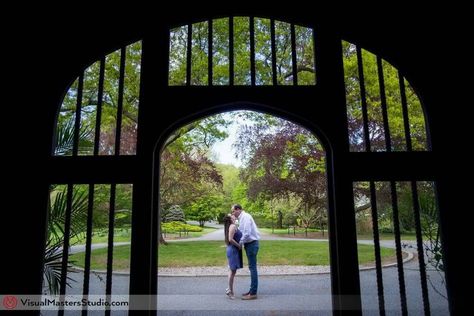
[223,214,243,299]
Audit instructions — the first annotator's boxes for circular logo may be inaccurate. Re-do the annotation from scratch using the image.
[3,295,18,309]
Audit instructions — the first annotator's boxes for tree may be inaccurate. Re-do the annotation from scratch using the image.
[235,113,327,231]
[186,195,224,227]
[162,205,186,223]
[169,18,316,86]
[159,115,230,243]
[55,41,142,156]
[342,41,428,152]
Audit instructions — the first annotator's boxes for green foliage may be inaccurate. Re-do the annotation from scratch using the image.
[342,41,428,152]
[418,182,444,273]
[44,185,89,295]
[169,26,188,85]
[161,221,202,233]
[234,17,251,85]
[185,195,224,227]
[235,113,327,231]
[55,41,142,156]
[212,18,230,85]
[191,22,209,85]
[168,17,316,86]
[162,205,186,223]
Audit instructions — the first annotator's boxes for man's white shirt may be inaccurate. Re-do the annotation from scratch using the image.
[238,211,261,245]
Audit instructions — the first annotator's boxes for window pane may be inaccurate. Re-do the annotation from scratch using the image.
[191,21,209,85]
[405,79,428,151]
[275,21,293,85]
[212,18,229,85]
[99,49,121,155]
[361,48,386,151]
[55,79,78,156]
[169,26,188,85]
[343,41,365,152]
[295,25,316,85]
[79,62,100,156]
[120,41,142,155]
[233,17,251,85]
[254,18,272,85]
[382,60,407,151]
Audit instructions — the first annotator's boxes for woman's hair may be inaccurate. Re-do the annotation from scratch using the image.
[223,214,232,245]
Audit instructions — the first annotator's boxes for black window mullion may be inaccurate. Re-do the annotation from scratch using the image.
[411,181,431,315]
[249,16,256,86]
[270,19,277,86]
[229,17,234,85]
[290,23,298,85]
[399,72,413,151]
[377,57,392,151]
[105,183,116,316]
[72,74,84,156]
[357,46,371,152]
[369,181,386,315]
[390,181,408,316]
[93,58,105,156]
[208,19,213,86]
[186,24,192,86]
[81,184,95,316]
[58,183,74,316]
[114,48,126,156]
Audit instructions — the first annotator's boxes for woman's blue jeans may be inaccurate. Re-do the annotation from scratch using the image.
[244,240,259,294]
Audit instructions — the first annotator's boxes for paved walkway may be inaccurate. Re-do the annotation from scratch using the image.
[48,224,447,315]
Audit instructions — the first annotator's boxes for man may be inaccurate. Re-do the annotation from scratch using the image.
[231,204,261,300]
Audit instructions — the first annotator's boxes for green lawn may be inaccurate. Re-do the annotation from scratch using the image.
[69,227,217,245]
[70,240,395,271]
[260,228,417,240]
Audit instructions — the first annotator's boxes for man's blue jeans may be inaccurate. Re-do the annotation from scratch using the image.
[244,240,259,294]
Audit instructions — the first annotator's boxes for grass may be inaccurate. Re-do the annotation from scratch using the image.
[260,227,417,240]
[69,240,396,271]
[356,233,417,241]
[68,227,217,245]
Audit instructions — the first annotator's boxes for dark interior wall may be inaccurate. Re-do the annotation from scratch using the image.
[3,6,468,314]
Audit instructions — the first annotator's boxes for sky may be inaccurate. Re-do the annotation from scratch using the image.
[211,121,242,167]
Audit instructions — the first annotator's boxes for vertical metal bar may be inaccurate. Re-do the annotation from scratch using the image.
[357,46,371,152]
[93,57,105,156]
[399,72,413,151]
[58,183,73,316]
[249,16,256,86]
[290,23,298,85]
[377,57,392,152]
[72,74,84,156]
[208,19,213,86]
[270,19,277,85]
[229,17,234,86]
[114,47,126,156]
[105,183,116,316]
[186,24,192,86]
[81,184,95,316]
[411,181,431,315]
[369,181,386,315]
[390,181,408,315]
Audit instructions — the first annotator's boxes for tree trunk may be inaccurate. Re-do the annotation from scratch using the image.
[159,232,168,245]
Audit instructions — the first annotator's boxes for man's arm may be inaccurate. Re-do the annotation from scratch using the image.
[239,214,251,244]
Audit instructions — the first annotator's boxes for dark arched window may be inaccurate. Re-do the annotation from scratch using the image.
[45,16,448,315]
